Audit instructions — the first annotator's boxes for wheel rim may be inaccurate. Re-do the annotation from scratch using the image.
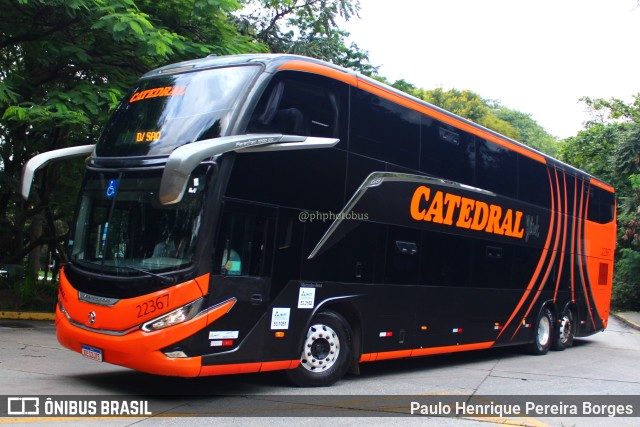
[300,323,340,372]
[558,313,573,345]
[537,315,550,347]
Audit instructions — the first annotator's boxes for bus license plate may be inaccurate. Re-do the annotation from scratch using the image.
[81,345,103,362]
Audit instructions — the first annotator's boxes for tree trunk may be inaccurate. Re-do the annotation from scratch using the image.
[28,213,43,275]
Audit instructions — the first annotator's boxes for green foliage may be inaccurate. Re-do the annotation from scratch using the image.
[0,0,260,270]
[562,95,640,310]
[559,123,626,187]
[490,104,559,156]
[0,0,370,300]
[0,267,58,311]
[236,0,377,75]
[582,95,640,125]
[612,249,640,311]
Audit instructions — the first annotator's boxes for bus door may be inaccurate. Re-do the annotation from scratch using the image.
[208,200,277,349]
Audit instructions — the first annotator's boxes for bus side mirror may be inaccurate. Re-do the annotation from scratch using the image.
[21,145,95,201]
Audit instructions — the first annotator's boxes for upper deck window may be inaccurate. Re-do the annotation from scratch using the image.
[351,88,420,170]
[96,65,259,157]
[246,71,345,141]
[587,185,615,224]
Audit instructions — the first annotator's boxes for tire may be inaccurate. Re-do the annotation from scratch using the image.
[525,307,554,355]
[552,308,575,351]
[286,311,353,387]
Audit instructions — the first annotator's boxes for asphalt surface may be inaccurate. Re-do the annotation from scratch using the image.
[0,314,639,426]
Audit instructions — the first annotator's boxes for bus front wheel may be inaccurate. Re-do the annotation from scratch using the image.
[286,311,353,387]
[525,307,554,355]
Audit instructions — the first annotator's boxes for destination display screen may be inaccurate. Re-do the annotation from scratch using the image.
[95,65,259,157]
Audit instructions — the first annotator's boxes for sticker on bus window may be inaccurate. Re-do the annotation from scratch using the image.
[270,308,290,330]
[106,179,119,199]
[297,287,315,309]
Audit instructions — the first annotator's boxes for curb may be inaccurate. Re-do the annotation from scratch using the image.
[0,311,55,321]
[612,313,640,331]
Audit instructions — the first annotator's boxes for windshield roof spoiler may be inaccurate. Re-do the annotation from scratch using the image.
[21,145,96,201]
[159,134,339,205]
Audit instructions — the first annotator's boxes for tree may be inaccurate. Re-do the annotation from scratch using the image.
[235,0,377,75]
[559,123,625,186]
[490,103,559,156]
[561,94,640,309]
[0,0,259,275]
[389,84,526,143]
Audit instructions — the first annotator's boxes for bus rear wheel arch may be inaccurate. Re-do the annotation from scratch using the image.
[286,310,353,387]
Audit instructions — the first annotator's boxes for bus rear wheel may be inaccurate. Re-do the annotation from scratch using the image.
[525,307,553,355]
[286,311,353,387]
[552,308,575,351]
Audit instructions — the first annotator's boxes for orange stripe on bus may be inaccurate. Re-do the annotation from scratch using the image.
[510,168,560,340]
[570,176,578,301]
[199,360,299,376]
[360,342,494,363]
[260,360,300,372]
[373,350,413,361]
[554,170,569,301]
[277,60,358,86]
[578,182,597,329]
[278,60,547,165]
[589,178,615,193]
[196,273,210,295]
[498,169,555,341]
[200,362,262,376]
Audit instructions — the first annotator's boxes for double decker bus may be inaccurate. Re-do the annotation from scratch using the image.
[22,54,616,386]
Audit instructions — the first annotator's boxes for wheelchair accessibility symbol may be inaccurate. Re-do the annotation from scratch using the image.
[106,179,119,199]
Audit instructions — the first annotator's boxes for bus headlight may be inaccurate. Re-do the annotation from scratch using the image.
[59,301,71,320]
[141,298,203,332]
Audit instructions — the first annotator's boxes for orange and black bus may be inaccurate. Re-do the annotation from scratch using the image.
[22,54,616,386]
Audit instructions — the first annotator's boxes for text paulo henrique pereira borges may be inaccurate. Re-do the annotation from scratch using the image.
[409,400,634,417]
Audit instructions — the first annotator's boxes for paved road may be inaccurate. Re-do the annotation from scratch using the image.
[0,317,639,426]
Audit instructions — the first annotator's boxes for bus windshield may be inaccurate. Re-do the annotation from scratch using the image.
[69,167,208,276]
[96,65,259,157]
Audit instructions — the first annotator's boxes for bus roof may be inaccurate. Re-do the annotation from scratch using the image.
[143,54,614,194]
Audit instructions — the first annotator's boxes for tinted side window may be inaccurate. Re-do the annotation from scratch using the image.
[214,202,275,277]
[350,88,420,169]
[271,208,303,294]
[247,71,347,141]
[477,139,517,198]
[518,155,550,206]
[421,117,476,186]
[587,185,615,224]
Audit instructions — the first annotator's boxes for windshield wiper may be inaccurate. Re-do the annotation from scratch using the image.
[113,265,176,285]
[72,259,175,285]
